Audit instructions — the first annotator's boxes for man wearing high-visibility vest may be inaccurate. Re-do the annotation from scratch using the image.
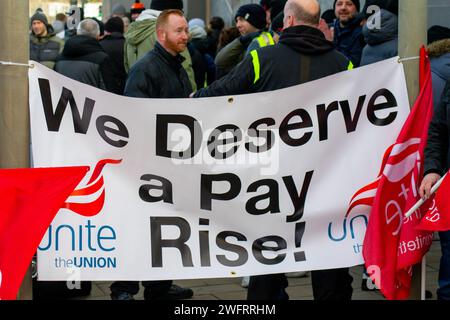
[193,0,354,301]
[215,4,274,79]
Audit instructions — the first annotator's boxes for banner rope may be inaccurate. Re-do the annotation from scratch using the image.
[1,57,419,68]
[0,61,34,68]
[398,56,420,63]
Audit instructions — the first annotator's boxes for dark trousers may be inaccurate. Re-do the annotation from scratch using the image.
[110,280,172,299]
[247,268,353,300]
[438,231,450,300]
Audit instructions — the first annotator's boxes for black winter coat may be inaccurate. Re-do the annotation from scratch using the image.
[333,16,366,67]
[424,80,450,175]
[54,35,115,92]
[194,25,350,97]
[124,42,192,98]
[100,32,127,95]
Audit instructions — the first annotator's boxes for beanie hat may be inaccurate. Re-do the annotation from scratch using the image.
[333,0,360,12]
[428,25,450,45]
[321,9,336,24]
[105,16,124,33]
[270,0,287,21]
[30,12,49,28]
[189,18,205,30]
[235,4,266,30]
[260,0,271,11]
[150,0,184,11]
[131,0,145,15]
[362,0,398,17]
[270,11,284,35]
[111,4,126,16]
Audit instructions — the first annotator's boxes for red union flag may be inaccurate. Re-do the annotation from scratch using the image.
[348,47,434,299]
[417,172,450,231]
[0,166,88,300]
[63,159,122,217]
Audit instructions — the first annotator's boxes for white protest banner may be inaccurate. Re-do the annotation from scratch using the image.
[29,58,410,281]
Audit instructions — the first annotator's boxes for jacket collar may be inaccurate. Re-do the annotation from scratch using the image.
[279,25,335,55]
[154,41,185,66]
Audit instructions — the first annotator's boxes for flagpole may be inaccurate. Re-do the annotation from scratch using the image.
[0,0,32,299]
[399,0,428,301]
[405,173,447,218]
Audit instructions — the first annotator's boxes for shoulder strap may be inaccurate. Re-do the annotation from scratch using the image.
[300,55,310,84]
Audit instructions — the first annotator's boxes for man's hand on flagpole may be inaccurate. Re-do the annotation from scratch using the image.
[419,173,441,200]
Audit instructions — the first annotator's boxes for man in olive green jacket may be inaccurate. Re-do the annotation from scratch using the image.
[29,11,64,69]
[124,0,196,91]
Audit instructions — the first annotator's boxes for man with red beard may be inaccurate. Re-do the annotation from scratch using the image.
[112,9,194,301]
[332,0,365,67]
[124,9,192,99]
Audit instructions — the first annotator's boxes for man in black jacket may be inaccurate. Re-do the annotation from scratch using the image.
[110,9,193,301]
[123,10,192,98]
[193,0,354,301]
[100,17,127,95]
[54,19,115,92]
[420,80,450,300]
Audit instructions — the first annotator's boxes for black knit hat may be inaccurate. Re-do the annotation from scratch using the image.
[270,11,284,35]
[260,0,271,11]
[333,0,360,12]
[30,12,49,28]
[321,9,336,24]
[428,25,450,45]
[150,0,184,11]
[270,0,287,21]
[105,16,124,33]
[235,4,266,30]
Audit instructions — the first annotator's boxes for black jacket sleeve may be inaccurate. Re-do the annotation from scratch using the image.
[124,66,159,98]
[100,57,120,94]
[424,80,450,176]
[193,54,255,98]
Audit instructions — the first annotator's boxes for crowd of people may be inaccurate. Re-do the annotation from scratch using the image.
[29,0,450,301]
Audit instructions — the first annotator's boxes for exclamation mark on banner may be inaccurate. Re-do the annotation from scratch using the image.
[294,222,306,262]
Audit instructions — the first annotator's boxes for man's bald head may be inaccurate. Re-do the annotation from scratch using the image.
[283,0,321,28]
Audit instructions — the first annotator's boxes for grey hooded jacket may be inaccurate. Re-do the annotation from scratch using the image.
[360,9,398,66]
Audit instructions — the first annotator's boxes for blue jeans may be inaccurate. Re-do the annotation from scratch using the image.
[438,231,450,300]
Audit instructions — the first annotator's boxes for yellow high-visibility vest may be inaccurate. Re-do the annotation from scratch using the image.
[250,50,355,84]
[255,32,275,48]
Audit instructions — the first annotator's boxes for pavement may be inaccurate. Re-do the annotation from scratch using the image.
[78,237,441,301]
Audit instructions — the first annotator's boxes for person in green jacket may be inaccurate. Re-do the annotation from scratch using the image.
[29,11,64,69]
[124,0,196,91]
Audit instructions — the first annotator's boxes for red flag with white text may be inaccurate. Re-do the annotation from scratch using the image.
[349,47,434,299]
[0,166,88,300]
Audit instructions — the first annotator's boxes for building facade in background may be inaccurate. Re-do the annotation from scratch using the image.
[29,0,450,28]
[29,0,103,22]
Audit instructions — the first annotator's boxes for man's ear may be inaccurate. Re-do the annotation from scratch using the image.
[156,28,165,42]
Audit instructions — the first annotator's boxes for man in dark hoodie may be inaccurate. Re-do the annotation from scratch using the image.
[29,11,64,69]
[193,0,353,301]
[194,0,351,98]
[54,18,115,92]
